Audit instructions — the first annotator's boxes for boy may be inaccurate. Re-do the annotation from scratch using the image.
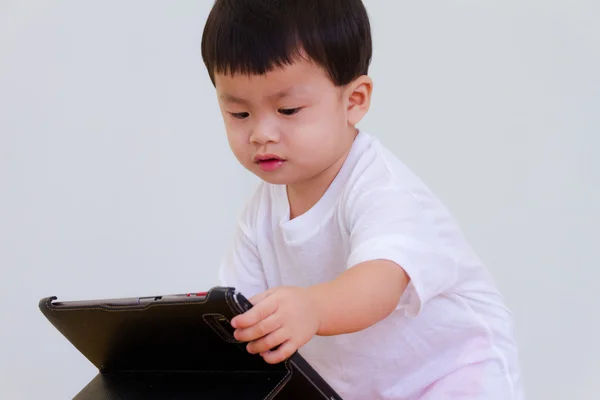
[201,1,524,399]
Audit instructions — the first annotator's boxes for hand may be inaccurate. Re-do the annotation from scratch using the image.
[231,286,322,364]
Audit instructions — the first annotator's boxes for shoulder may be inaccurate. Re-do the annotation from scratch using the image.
[344,132,425,193]
[342,134,424,213]
[339,133,456,241]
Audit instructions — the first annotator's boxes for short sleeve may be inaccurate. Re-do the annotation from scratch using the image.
[345,187,458,317]
[218,186,268,299]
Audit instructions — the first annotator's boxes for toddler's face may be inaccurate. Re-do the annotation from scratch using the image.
[214,58,360,187]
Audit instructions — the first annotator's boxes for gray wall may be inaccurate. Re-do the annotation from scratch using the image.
[1,1,598,398]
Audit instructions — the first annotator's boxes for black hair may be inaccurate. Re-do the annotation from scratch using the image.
[201,0,372,87]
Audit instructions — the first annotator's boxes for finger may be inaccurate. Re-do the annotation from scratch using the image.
[234,312,282,343]
[249,289,273,305]
[231,296,278,329]
[246,327,288,354]
[261,340,297,364]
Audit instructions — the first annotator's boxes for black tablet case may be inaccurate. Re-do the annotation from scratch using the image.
[39,286,342,399]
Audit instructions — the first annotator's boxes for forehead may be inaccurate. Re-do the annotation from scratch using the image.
[215,58,335,102]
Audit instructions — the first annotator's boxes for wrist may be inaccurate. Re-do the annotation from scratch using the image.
[306,283,331,336]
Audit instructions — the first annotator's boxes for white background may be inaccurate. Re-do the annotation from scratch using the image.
[1,1,598,398]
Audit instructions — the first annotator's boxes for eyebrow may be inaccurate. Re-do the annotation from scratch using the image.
[219,86,308,105]
[220,94,249,105]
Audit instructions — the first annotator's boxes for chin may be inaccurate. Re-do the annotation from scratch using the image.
[248,168,293,185]
[254,173,292,185]
[246,163,313,186]
[242,163,282,184]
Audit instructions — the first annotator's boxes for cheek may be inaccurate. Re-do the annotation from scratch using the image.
[299,99,345,133]
[225,127,250,160]
[304,102,346,139]
[288,123,343,162]
[295,104,349,162]
[318,96,347,129]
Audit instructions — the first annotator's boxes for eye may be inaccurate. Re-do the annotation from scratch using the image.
[230,112,249,119]
[278,108,301,116]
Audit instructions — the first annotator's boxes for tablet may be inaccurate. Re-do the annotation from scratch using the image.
[39,286,342,400]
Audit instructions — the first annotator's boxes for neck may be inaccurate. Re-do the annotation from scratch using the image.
[286,129,358,219]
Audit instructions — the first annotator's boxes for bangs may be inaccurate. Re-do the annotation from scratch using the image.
[201,0,371,87]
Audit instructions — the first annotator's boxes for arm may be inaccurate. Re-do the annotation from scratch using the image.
[232,186,456,364]
[308,259,409,336]
[231,260,408,363]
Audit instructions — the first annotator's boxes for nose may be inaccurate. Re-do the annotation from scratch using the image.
[249,118,280,145]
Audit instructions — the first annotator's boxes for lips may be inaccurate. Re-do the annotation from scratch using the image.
[254,154,285,172]
[254,153,283,163]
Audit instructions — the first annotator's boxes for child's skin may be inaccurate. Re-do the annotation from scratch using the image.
[214,55,409,364]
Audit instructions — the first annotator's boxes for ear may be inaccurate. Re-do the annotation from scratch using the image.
[345,75,373,126]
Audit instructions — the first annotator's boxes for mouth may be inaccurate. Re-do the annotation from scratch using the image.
[254,154,286,172]
[254,153,283,162]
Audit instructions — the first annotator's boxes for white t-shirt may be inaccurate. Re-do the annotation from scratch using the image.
[219,131,525,400]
